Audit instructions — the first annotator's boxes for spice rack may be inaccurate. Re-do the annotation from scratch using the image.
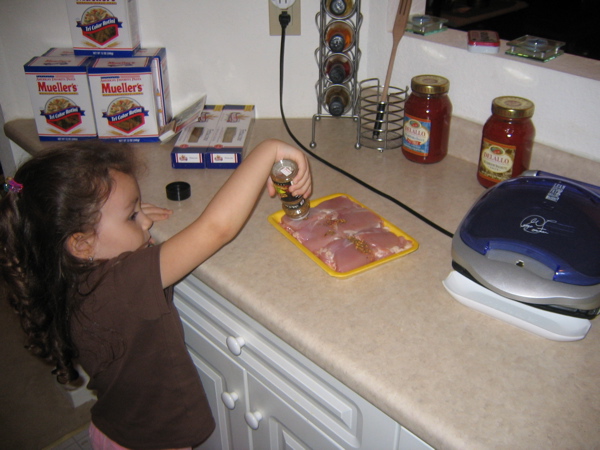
[310,0,362,148]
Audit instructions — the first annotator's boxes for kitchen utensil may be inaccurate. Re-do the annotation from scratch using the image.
[373,0,412,139]
[447,171,600,339]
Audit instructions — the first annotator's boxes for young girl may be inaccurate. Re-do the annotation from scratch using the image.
[0,139,311,449]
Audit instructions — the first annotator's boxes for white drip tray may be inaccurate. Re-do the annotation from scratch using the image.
[443,271,592,341]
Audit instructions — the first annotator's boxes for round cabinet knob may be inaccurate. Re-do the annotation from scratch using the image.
[244,411,263,430]
[221,391,239,410]
[226,336,246,356]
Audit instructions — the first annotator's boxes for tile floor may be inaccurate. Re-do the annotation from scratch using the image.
[47,425,92,450]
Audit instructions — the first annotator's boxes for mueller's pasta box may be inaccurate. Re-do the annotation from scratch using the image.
[133,48,173,128]
[88,57,161,142]
[24,55,97,141]
[43,48,76,57]
[171,105,223,169]
[67,0,141,57]
[205,105,255,169]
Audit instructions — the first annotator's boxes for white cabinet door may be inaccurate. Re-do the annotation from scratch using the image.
[179,316,249,449]
[245,372,344,449]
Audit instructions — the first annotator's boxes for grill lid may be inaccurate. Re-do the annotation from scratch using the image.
[452,171,600,315]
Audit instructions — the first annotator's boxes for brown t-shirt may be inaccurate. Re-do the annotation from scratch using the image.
[71,245,215,449]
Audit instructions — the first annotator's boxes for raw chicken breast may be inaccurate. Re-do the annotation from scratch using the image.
[317,237,377,272]
[336,208,383,235]
[354,227,412,259]
[279,195,413,273]
[314,195,361,212]
[280,208,342,252]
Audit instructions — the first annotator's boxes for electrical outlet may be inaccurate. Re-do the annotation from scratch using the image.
[271,0,296,7]
[269,0,301,36]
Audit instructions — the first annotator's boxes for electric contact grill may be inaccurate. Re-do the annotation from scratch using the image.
[444,171,600,340]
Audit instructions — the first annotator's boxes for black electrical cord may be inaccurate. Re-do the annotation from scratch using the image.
[277,12,454,239]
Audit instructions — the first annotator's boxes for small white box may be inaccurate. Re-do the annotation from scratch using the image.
[467,30,500,54]
[205,105,255,169]
[24,55,97,141]
[66,0,141,57]
[88,57,161,142]
[171,105,223,169]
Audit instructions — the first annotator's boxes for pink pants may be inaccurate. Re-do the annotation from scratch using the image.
[88,422,192,450]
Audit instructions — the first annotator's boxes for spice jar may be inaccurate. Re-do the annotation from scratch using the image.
[324,53,353,84]
[271,159,310,220]
[402,75,452,164]
[325,0,356,19]
[324,84,351,117]
[325,20,354,53]
[477,96,535,188]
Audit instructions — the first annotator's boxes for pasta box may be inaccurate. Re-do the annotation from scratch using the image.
[205,105,255,169]
[132,48,173,128]
[87,57,161,142]
[24,55,97,141]
[43,48,76,57]
[66,0,141,57]
[171,105,223,169]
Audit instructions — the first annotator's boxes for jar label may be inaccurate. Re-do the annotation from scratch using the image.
[284,197,306,210]
[273,181,295,202]
[402,115,431,155]
[478,138,515,183]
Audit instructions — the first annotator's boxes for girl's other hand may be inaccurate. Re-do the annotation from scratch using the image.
[141,203,173,222]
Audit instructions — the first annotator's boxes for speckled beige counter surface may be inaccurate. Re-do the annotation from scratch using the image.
[6,118,600,449]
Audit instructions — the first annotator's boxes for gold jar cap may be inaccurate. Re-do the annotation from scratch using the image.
[491,96,535,118]
[411,75,450,94]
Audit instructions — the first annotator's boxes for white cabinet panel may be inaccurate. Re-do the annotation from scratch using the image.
[399,427,435,450]
[180,316,250,449]
[175,276,433,450]
[175,279,362,444]
[246,372,344,449]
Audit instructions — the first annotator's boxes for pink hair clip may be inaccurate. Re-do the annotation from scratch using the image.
[4,177,23,193]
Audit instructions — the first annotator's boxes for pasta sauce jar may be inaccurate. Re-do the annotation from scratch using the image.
[402,75,452,164]
[477,96,535,188]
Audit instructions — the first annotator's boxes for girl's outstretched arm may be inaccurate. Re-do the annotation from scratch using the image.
[159,139,311,287]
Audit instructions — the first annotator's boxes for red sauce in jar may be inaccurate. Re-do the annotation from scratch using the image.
[477,96,535,188]
[402,75,452,164]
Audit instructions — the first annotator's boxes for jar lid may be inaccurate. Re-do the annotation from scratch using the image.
[166,181,191,201]
[411,75,450,94]
[491,96,535,118]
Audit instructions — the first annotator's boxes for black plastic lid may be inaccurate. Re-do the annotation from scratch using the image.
[166,182,191,201]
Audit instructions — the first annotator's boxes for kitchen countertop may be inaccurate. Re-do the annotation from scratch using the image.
[5,117,600,449]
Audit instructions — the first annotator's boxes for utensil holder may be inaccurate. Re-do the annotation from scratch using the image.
[356,78,407,151]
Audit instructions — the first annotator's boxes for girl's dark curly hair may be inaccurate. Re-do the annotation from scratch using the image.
[0,140,138,384]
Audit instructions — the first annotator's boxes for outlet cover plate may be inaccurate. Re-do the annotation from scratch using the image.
[269,0,301,36]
